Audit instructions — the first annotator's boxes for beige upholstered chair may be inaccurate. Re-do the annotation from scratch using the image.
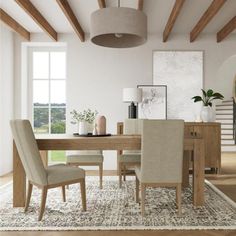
[66,151,104,189]
[118,119,142,188]
[135,120,184,216]
[10,120,86,221]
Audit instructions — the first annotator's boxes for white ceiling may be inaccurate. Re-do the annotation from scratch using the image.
[0,0,236,35]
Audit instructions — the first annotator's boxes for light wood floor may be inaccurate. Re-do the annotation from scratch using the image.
[1,231,236,236]
[1,153,236,236]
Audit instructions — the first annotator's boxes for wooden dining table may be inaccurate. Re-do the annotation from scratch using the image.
[13,134,205,208]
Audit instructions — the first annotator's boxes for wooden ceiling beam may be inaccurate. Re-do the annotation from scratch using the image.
[98,0,106,9]
[163,0,185,42]
[138,0,144,11]
[15,0,57,41]
[190,0,226,42]
[56,0,85,42]
[217,16,236,42]
[0,8,30,41]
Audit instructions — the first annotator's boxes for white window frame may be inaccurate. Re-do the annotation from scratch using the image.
[28,46,67,135]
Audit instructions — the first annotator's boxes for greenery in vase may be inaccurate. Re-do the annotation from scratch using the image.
[192,89,224,107]
[70,109,98,124]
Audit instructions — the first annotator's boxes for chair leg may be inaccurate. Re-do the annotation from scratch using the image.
[176,183,182,216]
[135,176,140,203]
[182,151,190,188]
[38,186,48,221]
[66,163,70,189]
[25,181,33,212]
[119,163,122,188]
[62,185,66,202]
[80,179,87,211]
[141,184,146,217]
[99,163,103,189]
[123,165,126,181]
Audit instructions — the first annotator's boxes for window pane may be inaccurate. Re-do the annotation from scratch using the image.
[50,80,66,104]
[50,52,66,79]
[51,108,66,134]
[33,108,49,133]
[50,151,66,162]
[33,52,49,79]
[33,80,49,105]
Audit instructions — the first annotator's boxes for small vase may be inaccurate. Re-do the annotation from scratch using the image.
[201,106,214,122]
[87,123,94,133]
[78,121,88,135]
[96,116,106,135]
[93,124,98,135]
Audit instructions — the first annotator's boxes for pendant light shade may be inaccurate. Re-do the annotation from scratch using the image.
[90,7,147,48]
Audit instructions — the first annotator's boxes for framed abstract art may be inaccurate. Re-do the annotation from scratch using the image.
[153,50,203,121]
[137,85,167,119]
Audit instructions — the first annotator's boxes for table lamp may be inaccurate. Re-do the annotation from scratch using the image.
[123,88,142,118]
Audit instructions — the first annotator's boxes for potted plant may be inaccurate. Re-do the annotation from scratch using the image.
[70,109,98,134]
[192,89,224,122]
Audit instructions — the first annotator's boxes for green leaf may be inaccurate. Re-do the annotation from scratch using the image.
[192,96,202,103]
[201,89,206,97]
[212,92,224,99]
[207,89,214,97]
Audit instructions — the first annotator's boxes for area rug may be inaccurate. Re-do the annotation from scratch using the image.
[0,176,236,231]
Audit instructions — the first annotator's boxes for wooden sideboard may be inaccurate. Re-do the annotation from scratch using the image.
[185,122,221,172]
[117,122,221,173]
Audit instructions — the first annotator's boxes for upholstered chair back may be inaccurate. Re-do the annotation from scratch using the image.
[141,120,184,183]
[124,119,143,134]
[123,119,143,154]
[10,120,47,186]
[66,150,102,156]
[76,150,102,155]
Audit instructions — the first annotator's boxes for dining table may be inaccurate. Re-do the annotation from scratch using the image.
[12,134,205,208]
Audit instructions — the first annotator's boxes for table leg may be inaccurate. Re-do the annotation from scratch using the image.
[182,150,190,188]
[13,141,26,207]
[193,139,205,206]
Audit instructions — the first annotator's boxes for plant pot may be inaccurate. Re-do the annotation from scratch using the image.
[78,121,88,135]
[87,123,94,133]
[201,106,214,122]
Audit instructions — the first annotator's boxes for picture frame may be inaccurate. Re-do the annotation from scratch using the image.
[153,50,203,121]
[137,85,167,119]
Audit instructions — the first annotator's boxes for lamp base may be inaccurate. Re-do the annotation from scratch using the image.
[128,102,137,119]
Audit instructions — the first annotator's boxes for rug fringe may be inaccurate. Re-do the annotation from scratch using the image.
[204,179,236,209]
[1,226,236,231]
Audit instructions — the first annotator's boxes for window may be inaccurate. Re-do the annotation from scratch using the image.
[29,48,66,163]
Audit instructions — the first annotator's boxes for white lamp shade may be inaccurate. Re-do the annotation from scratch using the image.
[123,88,142,103]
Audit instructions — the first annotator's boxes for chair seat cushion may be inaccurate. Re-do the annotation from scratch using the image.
[66,155,104,164]
[118,154,141,163]
[46,164,85,185]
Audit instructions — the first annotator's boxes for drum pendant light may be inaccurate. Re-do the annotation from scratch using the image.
[90,0,147,48]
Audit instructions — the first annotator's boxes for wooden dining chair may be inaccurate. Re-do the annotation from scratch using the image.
[66,150,104,189]
[118,119,142,188]
[135,120,184,216]
[10,119,86,221]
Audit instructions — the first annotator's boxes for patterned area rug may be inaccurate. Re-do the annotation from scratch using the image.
[0,176,236,231]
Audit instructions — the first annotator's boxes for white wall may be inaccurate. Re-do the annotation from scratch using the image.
[13,32,236,170]
[215,55,236,100]
[0,24,14,176]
